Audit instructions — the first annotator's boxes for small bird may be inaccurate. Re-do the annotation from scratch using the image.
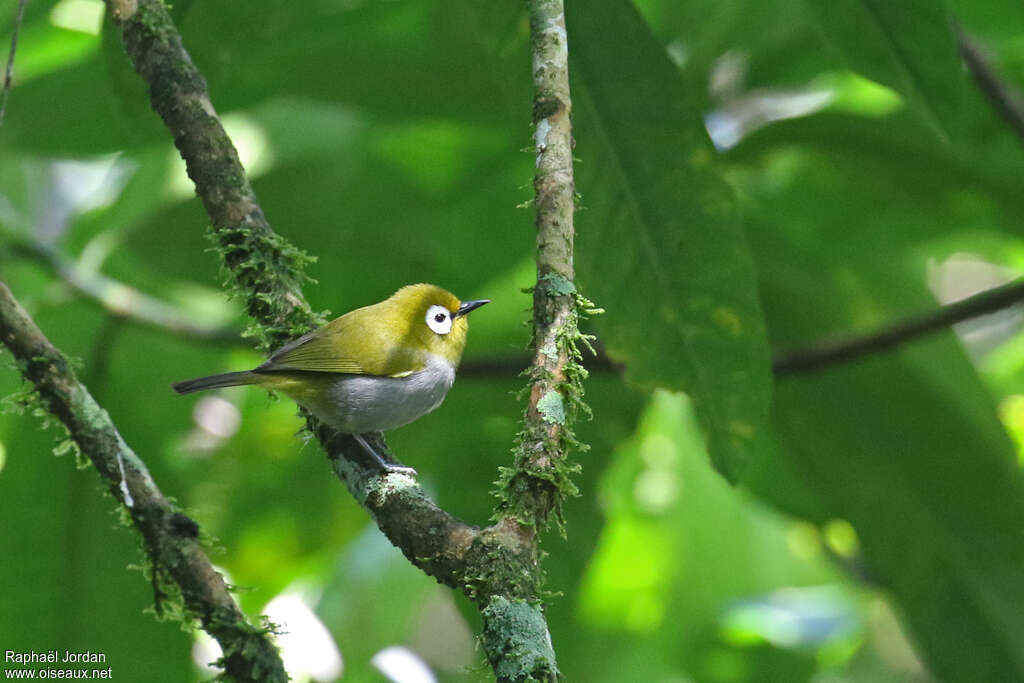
[173,283,489,473]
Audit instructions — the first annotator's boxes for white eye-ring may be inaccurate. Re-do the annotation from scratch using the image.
[425,304,453,335]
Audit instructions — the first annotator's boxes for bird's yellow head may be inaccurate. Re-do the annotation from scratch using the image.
[384,283,489,365]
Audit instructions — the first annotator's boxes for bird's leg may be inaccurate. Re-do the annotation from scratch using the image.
[352,432,417,476]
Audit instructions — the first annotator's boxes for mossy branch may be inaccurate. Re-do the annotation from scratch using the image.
[0,282,287,683]
[104,0,561,679]
[106,0,321,351]
[485,1,588,677]
[495,0,591,544]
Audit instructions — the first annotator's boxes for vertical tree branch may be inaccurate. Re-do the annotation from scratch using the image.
[485,1,586,678]
[496,0,585,532]
[528,0,577,455]
[0,282,287,683]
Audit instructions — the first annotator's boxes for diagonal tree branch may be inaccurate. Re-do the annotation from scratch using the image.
[771,30,1024,378]
[0,281,287,683]
[463,278,1024,381]
[106,0,320,353]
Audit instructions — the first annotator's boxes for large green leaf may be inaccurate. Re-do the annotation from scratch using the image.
[568,0,772,480]
[727,97,1024,678]
[803,0,966,138]
[743,220,1024,680]
[948,0,1024,41]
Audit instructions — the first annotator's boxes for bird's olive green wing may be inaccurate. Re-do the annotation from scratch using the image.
[255,302,424,377]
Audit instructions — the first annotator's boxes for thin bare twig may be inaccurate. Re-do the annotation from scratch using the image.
[958,28,1024,144]
[461,348,618,379]
[465,277,1024,381]
[10,238,243,344]
[0,0,27,124]
[773,278,1024,376]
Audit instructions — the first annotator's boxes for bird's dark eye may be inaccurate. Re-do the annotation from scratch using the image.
[434,313,446,323]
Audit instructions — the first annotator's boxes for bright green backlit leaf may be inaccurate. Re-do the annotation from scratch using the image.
[49,0,104,35]
[578,515,675,632]
[816,72,903,117]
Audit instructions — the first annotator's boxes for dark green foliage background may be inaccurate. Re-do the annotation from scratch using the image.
[2,0,1024,680]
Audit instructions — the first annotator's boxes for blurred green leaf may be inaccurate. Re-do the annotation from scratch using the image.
[769,347,1024,681]
[803,0,966,138]
[729,85,1024,678]
[568,0,772,480]
[635,0,821,90]
[728,112,1024,261]
[947,0,1024,42]
[577,391,859,682]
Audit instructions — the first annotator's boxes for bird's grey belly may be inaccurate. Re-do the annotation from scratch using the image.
[313,357,456,433]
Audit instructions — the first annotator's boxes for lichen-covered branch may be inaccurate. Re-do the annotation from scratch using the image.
[319,430,557,682]
[104,1,562,679]
[495,0,589,538]
[314,426,482,587]
[480,2,589,678]
[0,282,287,683]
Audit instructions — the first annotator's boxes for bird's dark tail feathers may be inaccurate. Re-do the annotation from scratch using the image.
[171,371,260,394]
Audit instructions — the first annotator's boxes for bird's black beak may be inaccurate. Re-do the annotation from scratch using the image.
[453,299,490,318]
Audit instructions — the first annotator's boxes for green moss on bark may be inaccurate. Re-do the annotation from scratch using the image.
[482,596,559,682]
